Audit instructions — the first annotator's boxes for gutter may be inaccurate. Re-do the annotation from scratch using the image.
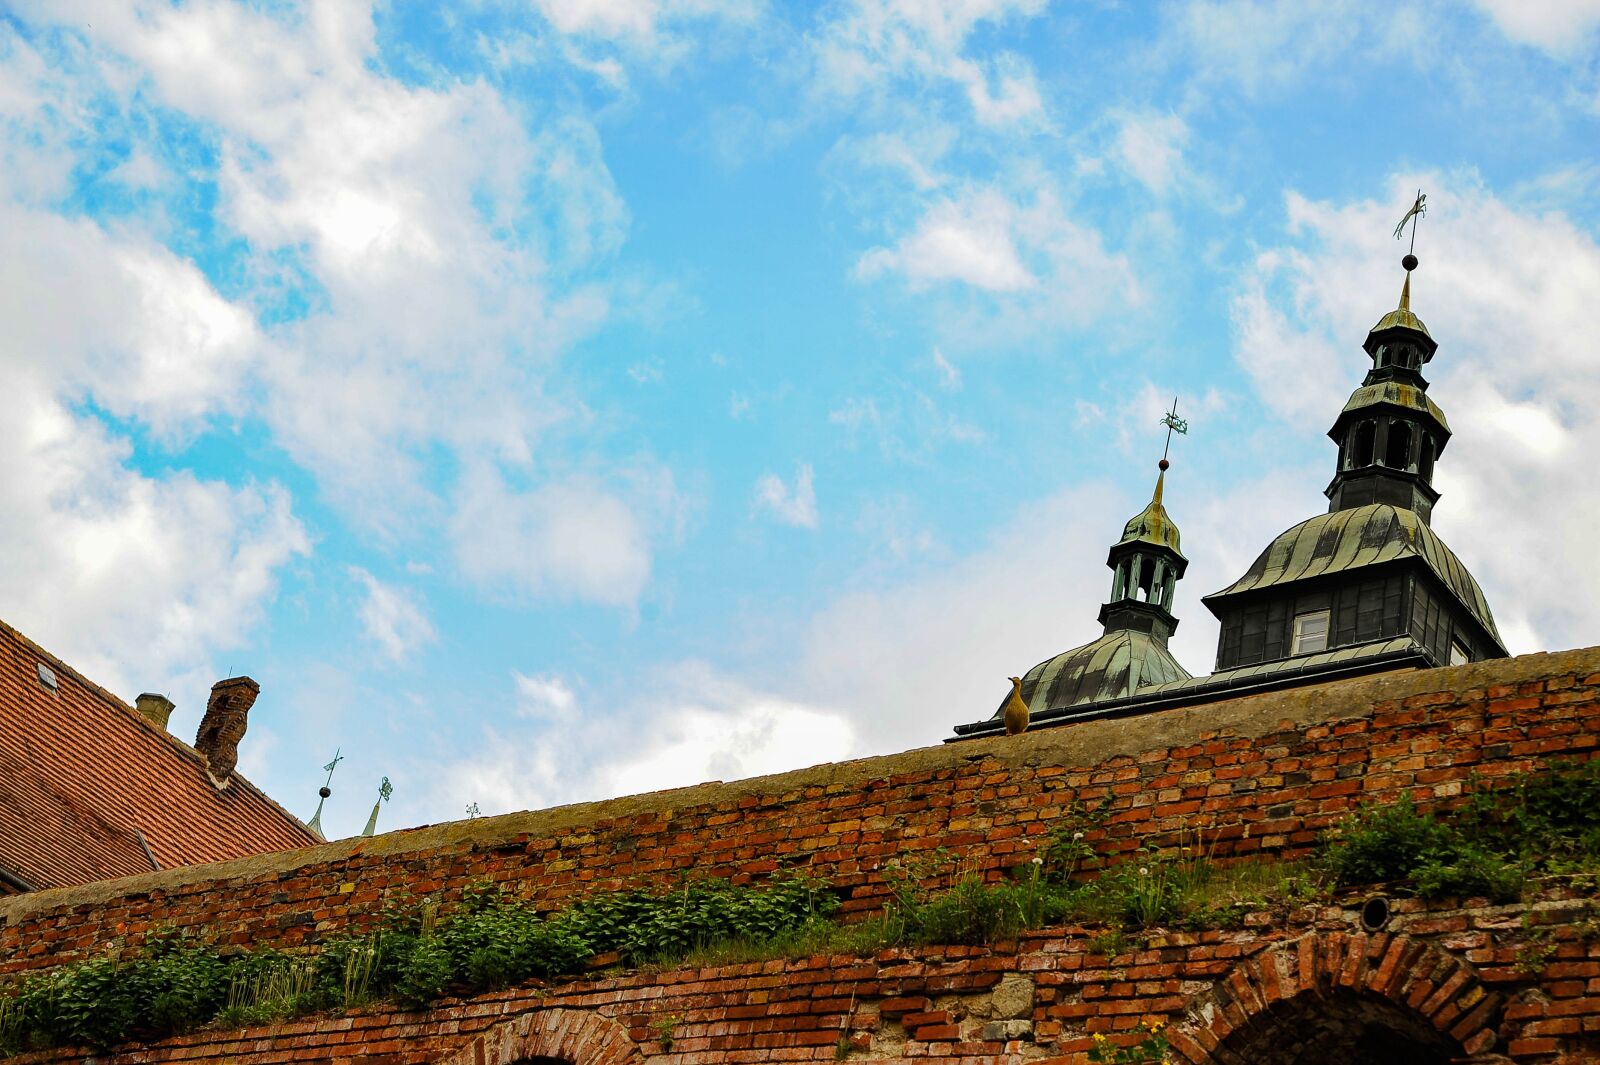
[0,864,38,894]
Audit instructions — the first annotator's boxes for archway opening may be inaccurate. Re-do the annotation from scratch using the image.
[1352,421,1376,467]
[1212,989,1460,1065]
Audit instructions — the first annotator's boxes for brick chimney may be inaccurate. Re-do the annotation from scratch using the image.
[135,693,175,730]
[194,676,259,783]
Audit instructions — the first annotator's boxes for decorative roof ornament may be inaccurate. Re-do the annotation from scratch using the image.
[1118,398,1189,555]
[361,776,393,838]
[1375,189,1431,335]
[305,748,343,838]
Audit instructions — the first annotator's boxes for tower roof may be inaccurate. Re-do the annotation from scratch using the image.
[1115,466,1184,558]
[1003,627,1193,717]
[1370,272,1432,337]
[1204,503,1503,649]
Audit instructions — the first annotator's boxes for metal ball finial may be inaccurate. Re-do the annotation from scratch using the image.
[1402,253,1418,272]
[1158,458,1169,471]
[319,786,331,799]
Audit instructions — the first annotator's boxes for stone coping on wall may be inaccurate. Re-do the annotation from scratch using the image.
[4,644,1595,930]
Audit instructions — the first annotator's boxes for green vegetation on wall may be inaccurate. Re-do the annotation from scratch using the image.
[3,761,1598,1056]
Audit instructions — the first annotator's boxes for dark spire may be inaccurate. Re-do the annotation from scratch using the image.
[1324,227,1451,523]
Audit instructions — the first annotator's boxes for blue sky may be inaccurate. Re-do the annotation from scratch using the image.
[2,0,1599,838]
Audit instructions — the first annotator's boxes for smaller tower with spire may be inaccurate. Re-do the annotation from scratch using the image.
[1101,454,1188,642]
[976,407,1195,729]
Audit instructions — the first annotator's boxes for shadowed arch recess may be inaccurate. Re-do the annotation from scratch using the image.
[1167,932,1502,1064]
[434,1008,644,1065]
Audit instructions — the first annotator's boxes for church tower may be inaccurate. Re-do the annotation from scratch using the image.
[1202,252,1507,674]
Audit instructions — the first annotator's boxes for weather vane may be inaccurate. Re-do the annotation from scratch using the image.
[1394,189,1426,267]
[361,776,393,838]
[1159,397,1189,464]
[306,748,344,837]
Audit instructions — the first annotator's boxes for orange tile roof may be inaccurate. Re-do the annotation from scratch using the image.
[0,618,319,891]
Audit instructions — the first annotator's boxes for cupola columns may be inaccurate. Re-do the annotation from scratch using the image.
[1100,459,1188,643]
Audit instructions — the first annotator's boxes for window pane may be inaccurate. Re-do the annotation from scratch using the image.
[1450,641,1470,666]
[1292,610,1331,655]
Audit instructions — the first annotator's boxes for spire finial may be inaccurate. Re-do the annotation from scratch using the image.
[1393,189,1426,308]
[1151,398,1187,506]
[306,747,343,838]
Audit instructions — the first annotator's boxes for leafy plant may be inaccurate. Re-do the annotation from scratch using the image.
[1319,794,1522,901]
[1088,1019,1169,1063]
[650,1011,680,1052]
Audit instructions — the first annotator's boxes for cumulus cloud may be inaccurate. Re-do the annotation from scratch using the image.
[808,0,1048,127]
[450,465,659,607]
[855,184,1140,322]
[1234,174,1600,654]
[5,2,676,611]
[350,568,435,662]
[424,662,855,819]
[754,464,820,529]
[1113,111,1190,196]
[0,378,308,710]
[513,671,579,721]
[1470,0,1600,53]
[0,38,306,717]
[1158,0,1429,95]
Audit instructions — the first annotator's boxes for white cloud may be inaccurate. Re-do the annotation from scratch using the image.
[1113,111,1190,196]
[809,0,1049,128]
[534,0,758,42]
[932,347,962,390]
[350,568,435,663]
[0,376,308,707]
[1471,0,1600,53]
[0,207,260,441]
[425,662,855,818]
[1234,174,1600,655]
[754,464,820,529]
[857,188,1036,291]
[1159,0,1428,95]
[450,465,659,607]
[855,184,1141,321]
[513,672,579,721]
[4,2,676,611]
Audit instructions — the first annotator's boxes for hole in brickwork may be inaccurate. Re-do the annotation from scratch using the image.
[1215,991,1458,1065]
[1360,895,1392,932]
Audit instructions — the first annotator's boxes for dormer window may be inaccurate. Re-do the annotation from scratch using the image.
[1291,610,1330,655]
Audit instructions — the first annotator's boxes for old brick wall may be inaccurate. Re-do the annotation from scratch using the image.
[5,896,1598,1064]
[3,647,1600,1062]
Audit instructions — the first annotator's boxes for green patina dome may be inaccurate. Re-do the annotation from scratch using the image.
[1370,305,1431,338]
[996,628,1193,719]
[1116,469,1185,557]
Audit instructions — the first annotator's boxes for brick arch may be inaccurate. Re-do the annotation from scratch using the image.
[435,1008,644,1065]
[1166,931,1503,1064]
